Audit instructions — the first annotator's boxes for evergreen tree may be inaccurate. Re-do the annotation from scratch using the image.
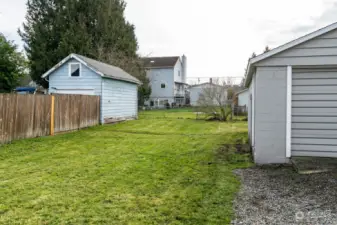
[19,0,151,103]
[0,34,27,93]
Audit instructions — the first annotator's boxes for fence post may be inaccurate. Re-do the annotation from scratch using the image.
[50,95,55,136]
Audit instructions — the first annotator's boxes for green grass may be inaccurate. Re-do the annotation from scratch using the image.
[0,110,251,224]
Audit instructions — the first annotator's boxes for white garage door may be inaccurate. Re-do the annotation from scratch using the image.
[56,89,95,95]
[292,68,337,157]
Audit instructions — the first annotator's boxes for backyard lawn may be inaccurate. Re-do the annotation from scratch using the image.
[0,109,251,224]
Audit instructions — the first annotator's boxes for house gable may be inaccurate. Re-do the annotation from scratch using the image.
[245,22,337,87]
[48,58,102,96]
[256,28,337,66]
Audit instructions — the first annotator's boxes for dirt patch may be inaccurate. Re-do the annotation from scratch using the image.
[232,166,337,224]
[217,144,251,155]
[214,144,252,164]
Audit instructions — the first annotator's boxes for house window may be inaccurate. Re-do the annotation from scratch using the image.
[70,63,81,77]
[178,71,181,76]
[161,83,166,88]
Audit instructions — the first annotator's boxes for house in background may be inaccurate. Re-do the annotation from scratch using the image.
[42,53,141,124]
[246,22,337,164]
[15,74,46,94]
[236,89,249,109]
[189,82,228,106]
[142,55,188,107]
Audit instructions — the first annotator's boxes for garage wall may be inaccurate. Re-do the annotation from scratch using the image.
[254,67,289,164]
[256,29,337,66]
[101,78,138,123]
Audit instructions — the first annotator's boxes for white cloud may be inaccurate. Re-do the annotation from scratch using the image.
[2,0,337,81]
[0,0,26,45]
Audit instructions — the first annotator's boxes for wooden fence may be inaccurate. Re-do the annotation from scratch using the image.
[0,94,100,144]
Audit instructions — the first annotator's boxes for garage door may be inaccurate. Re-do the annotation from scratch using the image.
[292,68,337,157]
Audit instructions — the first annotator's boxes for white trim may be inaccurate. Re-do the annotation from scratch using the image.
[245,22,337,87]
[55,89,95,95]
[68,63,82,77]
[251,74,255,147]
[100,80,104,124]
[286,66,292,158]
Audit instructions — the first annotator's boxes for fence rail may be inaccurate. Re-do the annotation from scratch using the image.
[0,94,100,144]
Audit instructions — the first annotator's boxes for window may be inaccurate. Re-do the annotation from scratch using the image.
[70,63,80,77]
[178,71,181,76]
[161,83,166,88]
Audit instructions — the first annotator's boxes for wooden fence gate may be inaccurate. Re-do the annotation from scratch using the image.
[0,94,100,144]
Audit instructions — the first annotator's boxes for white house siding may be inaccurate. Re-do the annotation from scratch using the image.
[256,29,337,67]
[174,60,184,83]
[254,67,288,164]
[147,68,175,106]
[190,86,203,106]
[190,84,228,106]
[101,78,138,123]
[48,58,102,96]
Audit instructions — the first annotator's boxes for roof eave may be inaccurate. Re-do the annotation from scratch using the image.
[145,66,175,69]
[244,22,337,87]
[236,89,249,94]
[102,75,142,85]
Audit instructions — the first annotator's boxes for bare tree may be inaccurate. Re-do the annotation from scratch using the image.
[197,78,232,121]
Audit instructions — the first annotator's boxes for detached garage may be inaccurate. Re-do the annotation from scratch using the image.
[42,53,141,124]
[246,22,337,164]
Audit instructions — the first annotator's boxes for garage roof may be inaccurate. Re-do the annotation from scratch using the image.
[42,54,142,85]
[245,22,337,87]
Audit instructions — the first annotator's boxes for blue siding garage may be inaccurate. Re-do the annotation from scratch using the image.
[42,53,141,124]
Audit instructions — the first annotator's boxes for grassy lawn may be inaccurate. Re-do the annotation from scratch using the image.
[0,109,251,224]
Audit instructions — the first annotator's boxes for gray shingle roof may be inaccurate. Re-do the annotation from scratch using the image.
[142,56,179,68]
[74,54,141,85]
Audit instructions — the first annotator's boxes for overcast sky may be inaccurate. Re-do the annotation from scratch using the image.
[1,0,337,82]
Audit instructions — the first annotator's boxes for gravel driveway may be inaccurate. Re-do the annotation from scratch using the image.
[232,166,337,225]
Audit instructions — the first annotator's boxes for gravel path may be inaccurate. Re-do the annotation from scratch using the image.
[232,166,337,225]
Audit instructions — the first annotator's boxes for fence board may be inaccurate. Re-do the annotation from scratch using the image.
[54,94,100,133]
[0,94,100,144]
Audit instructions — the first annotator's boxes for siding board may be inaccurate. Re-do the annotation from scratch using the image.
[292,116,337,123]
[292,94,337,101]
